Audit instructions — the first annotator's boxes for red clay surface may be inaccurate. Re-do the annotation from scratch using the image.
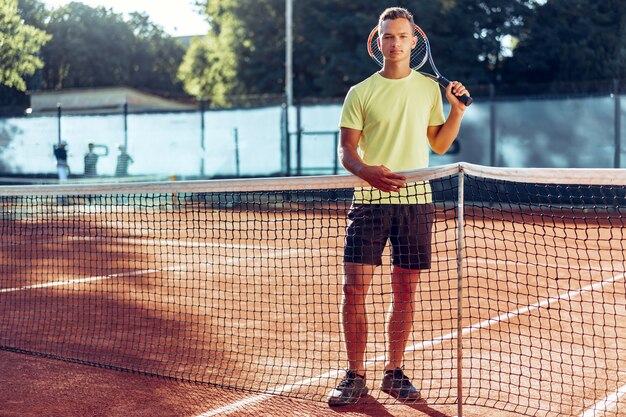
[1,349,524,417]
[1,200,625,416]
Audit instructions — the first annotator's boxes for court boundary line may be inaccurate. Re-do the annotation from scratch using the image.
[578,383,626,417]
[0,266,184,293]
[4,232,619,274]
[196,270,626,417]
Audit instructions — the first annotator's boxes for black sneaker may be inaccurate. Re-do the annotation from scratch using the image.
[327,370,368,406]
[380,368,421,401]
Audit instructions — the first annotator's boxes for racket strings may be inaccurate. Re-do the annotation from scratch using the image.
[367,28,429,70]
[410,33,429,69]
[368,35,385,67]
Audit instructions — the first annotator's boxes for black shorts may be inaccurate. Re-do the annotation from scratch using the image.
[343,204,434,270]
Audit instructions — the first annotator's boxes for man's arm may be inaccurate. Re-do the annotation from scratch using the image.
[338,127,406,193]
[427,81,469,155]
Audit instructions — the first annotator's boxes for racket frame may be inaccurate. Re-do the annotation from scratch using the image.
[367,24,473,106]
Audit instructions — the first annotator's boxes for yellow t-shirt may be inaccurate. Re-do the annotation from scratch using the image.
[339,71,445,204]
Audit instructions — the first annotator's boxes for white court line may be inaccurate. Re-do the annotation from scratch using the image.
[66,236,277,250]
[65,236,330,253]
[578,383,626,417]
[196,270,626,417]
[5,233,617,272]
[1,235,328,266]
[0,235,285,251]
[468,257,614,273]
[68,236,334,265]
[0,236,273,250]
[0,237,69,248]
[3,235,621,273]
[0,266,183,293]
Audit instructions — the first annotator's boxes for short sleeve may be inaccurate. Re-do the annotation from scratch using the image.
[428,84,445,126]
[339,87,364,130]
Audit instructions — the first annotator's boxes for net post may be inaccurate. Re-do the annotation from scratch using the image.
[56,103,62,145]
[234,128,241,177]
[614,79,621,168]
[296,103,302,176]
[285,0,293,109]
[123,101,129,149]
[333,131,339,174]
[200,100,206,177]
[283,0,293,177]
[489,83,496,167]
[455,165,465,417]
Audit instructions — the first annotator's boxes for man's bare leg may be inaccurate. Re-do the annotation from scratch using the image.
[384,266,421,371]
[342,262,376,377]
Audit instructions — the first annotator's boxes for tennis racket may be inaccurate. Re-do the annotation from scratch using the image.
[367,24,473,106]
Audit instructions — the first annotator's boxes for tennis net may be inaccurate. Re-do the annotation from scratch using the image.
[0,163,624,417]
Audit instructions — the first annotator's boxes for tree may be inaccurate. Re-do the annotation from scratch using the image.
[180,0,388,106]
[18,0,49,28]
[181,0,534,105]
[127,12,187,97]
[503,0,626,92]
[0,0,50,91]
[178,0,241,106]
[40,2,186,96]
[388,1,485,88]
[180,0,626,103]
[41,2,136,89]
[291,0,383,99]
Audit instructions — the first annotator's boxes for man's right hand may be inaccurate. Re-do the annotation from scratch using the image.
[357,165,406,192]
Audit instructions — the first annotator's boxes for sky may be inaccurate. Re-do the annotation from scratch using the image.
[41,0,210,37]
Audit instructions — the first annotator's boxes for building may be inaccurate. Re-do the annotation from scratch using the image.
[28,86,196,115]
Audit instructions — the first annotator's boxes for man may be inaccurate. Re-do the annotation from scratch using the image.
[53,141,69,181]
[115,145,133,177]
[327,7,469,406]
[84,143,99,178]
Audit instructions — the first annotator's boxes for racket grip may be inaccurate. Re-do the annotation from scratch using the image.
[459,94,473,106]
[438,76,473,107]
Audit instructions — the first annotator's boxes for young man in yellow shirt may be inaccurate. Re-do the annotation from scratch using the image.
[328,7,469,406]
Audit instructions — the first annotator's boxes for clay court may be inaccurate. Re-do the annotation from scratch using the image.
[1,168,625,417]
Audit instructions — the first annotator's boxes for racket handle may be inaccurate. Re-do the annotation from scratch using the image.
[458,94,473,107]
[436,75,474,107]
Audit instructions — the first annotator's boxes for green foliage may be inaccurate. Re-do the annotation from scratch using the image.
[41,3,133,89]
[127,12,186,96]
[182,0,541,104]
[38,2,185,95]
[4,0,626,111]
[0,0,50,91]
[182,0,626,103]
[178,6,240,106]
[504,0,626,89]
[179,0,286,107]
[436,0,532,84]
[17,0,49,27]
[291,1,382,98]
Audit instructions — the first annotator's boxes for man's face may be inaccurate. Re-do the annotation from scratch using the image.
[377,18,416,65]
